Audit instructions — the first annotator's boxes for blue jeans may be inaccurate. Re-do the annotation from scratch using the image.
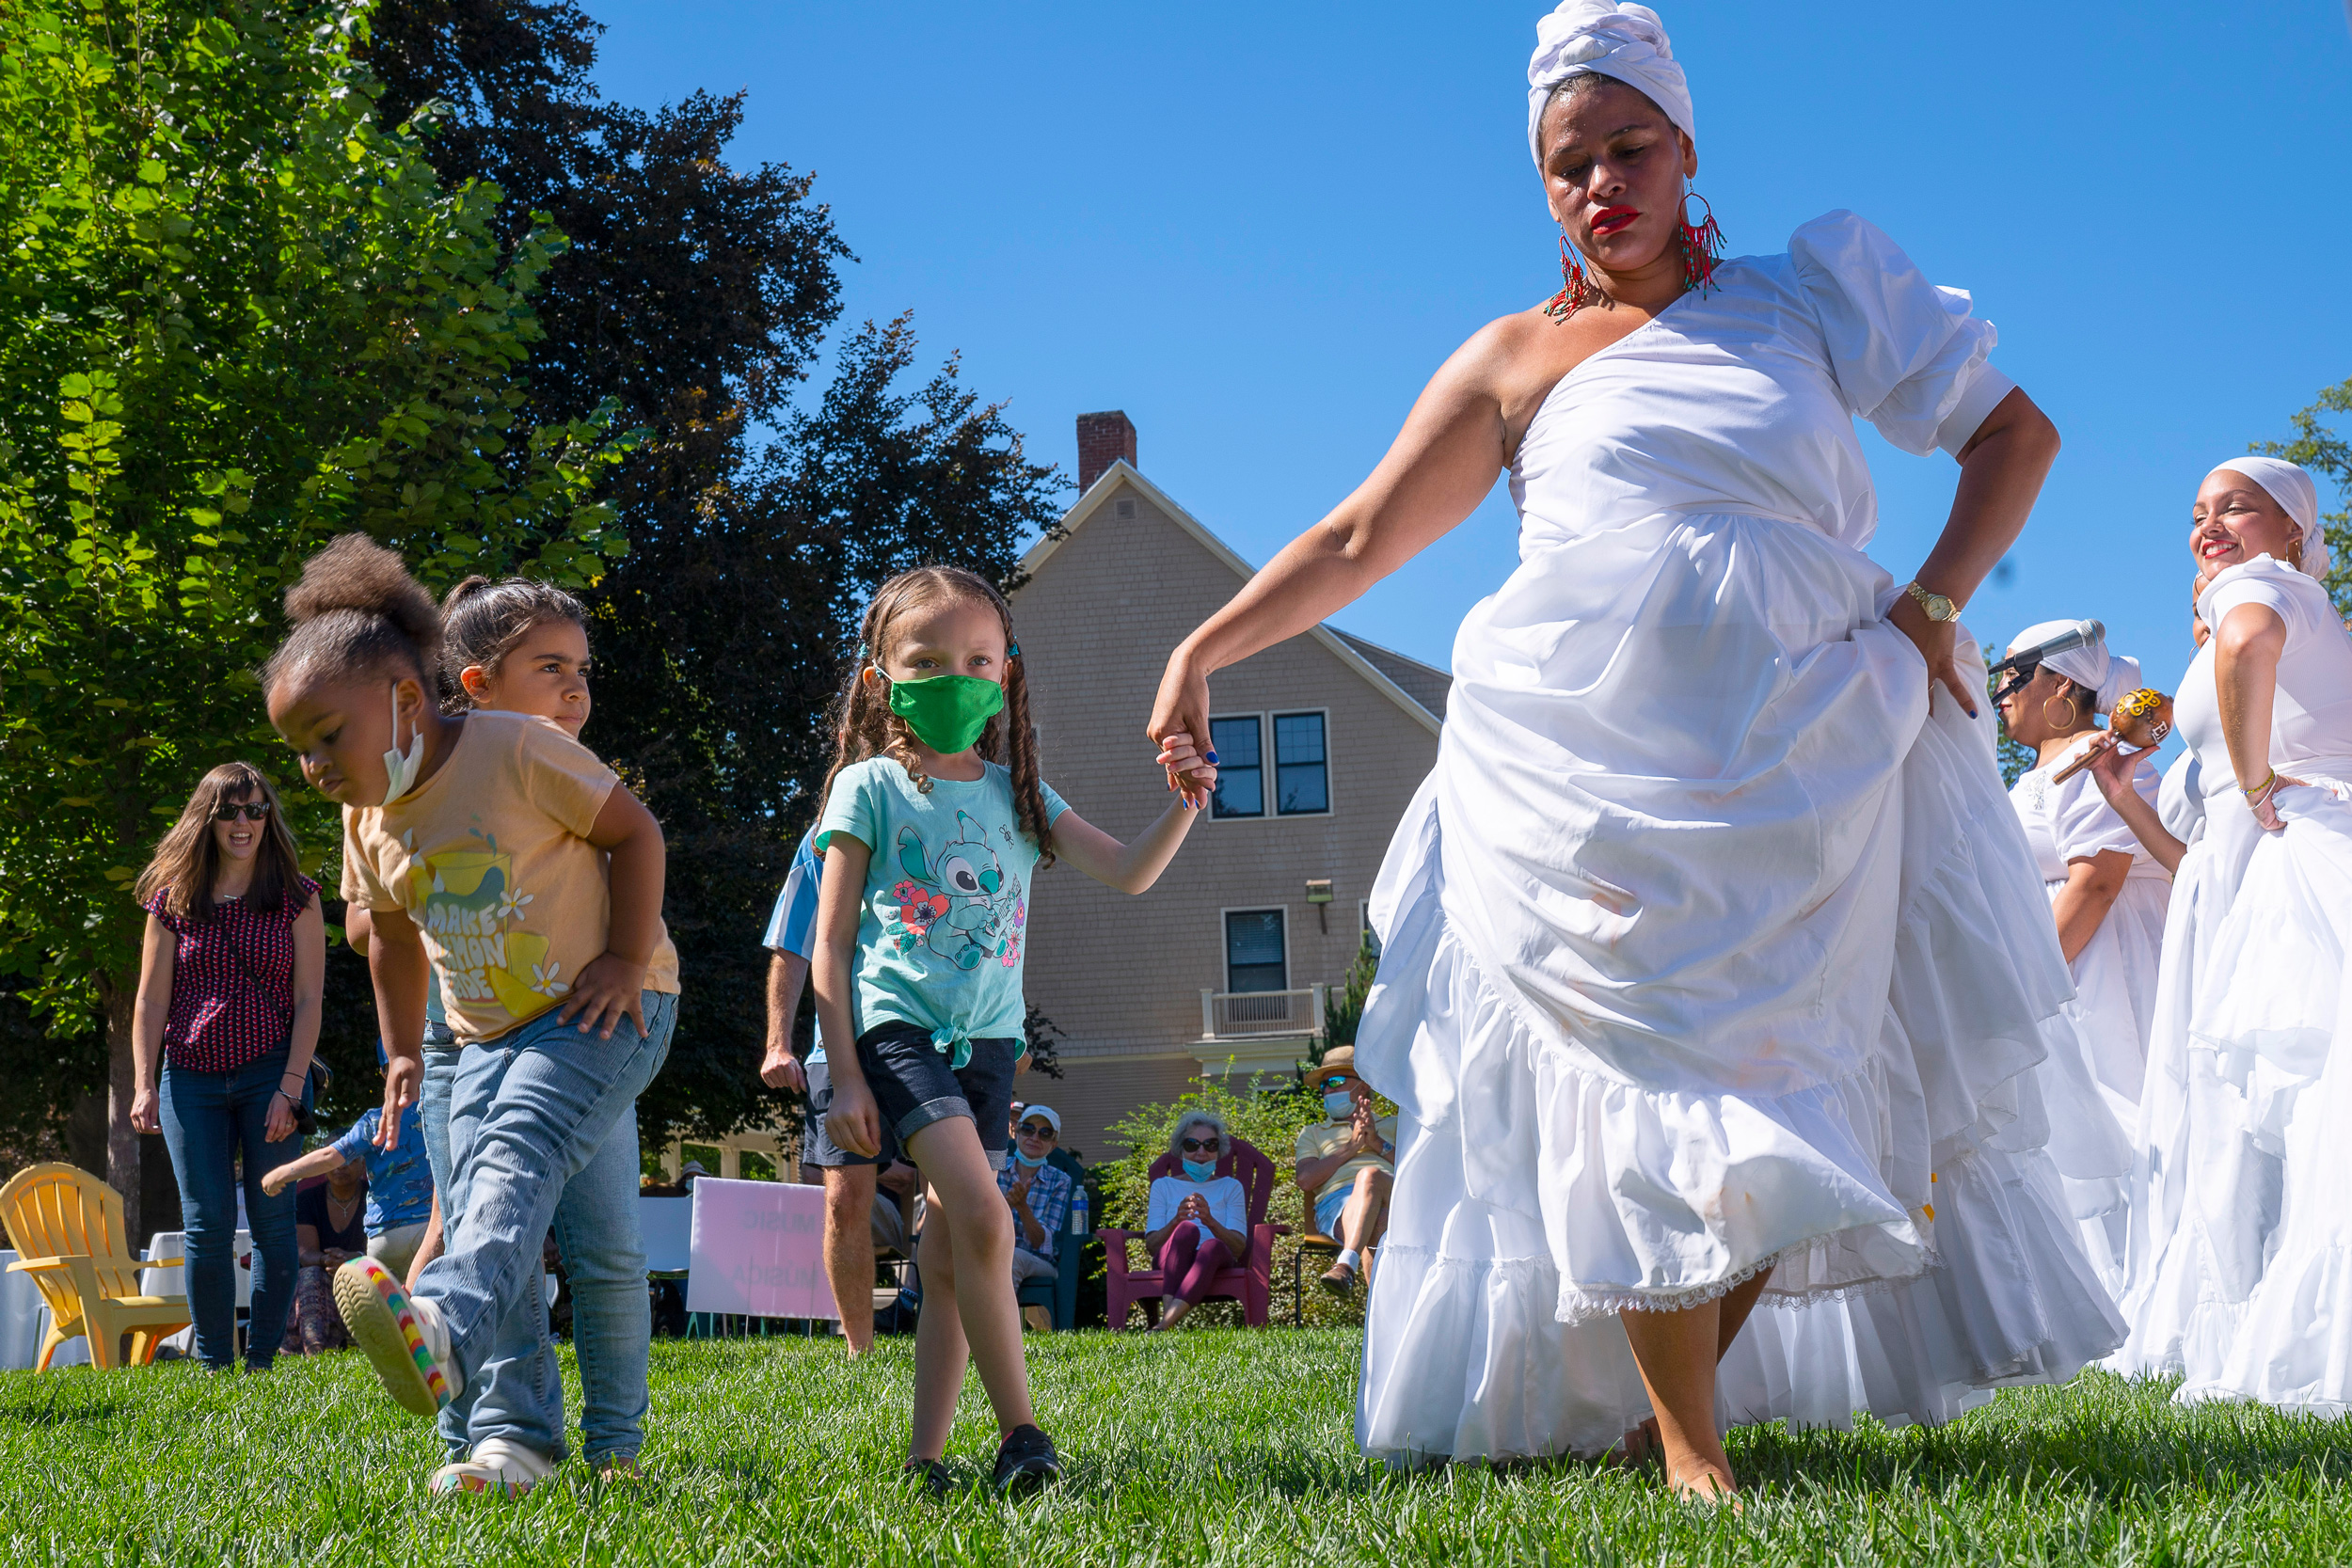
[425,992,675,1461]
[418,1039,467,1457]
[156,1046,300,1370]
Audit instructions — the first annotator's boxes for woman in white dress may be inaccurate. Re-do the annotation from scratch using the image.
[2138,461,2352,1410]
[1146,1,2106,1497]
[1996,626,2170,1292]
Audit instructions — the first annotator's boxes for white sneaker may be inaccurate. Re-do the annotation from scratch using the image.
[430,1437,556,1498]
[333,1257,463,1418]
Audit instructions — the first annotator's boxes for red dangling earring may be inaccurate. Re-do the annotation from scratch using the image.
[1677,189,1725,297]
[1544,229,1598,324]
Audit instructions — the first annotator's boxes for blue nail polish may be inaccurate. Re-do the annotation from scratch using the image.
[1204,750,1218,765]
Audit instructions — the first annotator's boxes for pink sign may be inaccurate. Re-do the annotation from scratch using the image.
[684,1178,834,1320]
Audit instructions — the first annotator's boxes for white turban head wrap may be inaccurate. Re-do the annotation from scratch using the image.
[2207,455,2330,581]
[2009,620,2142,717]
[1527,2,1695,166]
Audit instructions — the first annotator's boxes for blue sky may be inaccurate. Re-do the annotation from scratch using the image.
[587,2,2352,701]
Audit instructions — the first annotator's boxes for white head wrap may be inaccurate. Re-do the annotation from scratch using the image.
[2009,620,2142,716]
[1527,2,1695,166]
[2207,456,2330,581]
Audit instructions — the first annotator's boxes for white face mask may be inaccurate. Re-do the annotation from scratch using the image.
[380,683,427,807]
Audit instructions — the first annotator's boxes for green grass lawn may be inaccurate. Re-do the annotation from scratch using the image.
[7,1328,2352,1564]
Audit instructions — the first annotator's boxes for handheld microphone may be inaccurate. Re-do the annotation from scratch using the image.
[1988,618,2103,678]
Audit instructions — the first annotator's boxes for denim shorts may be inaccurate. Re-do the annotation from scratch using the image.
[803,1056,899,1169]
[854,1022,1018,1155]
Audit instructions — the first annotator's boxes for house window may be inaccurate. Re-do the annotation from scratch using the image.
[1209,715,1263,819]
[1225,909,1288,992]
[1274,711,1328,815]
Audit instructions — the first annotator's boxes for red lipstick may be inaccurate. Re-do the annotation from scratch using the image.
[1590,204,1639,236]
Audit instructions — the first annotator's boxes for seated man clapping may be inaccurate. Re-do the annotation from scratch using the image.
[1294,1046,1394,1297]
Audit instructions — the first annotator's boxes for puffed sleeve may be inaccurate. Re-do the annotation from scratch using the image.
[2198,555,2312,639]
[2045,764,2145,863]
[1790,211,2016,458]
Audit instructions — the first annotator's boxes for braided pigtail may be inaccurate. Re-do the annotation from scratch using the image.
[997,641,1054,868]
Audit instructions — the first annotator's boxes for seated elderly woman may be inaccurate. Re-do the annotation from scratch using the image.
[1142,1111,1250,1330]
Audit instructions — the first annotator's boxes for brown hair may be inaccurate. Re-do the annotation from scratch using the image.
[134,763,306,924]
[260,533,441,699]
[437,575,589,713]
[820,565,1054,868]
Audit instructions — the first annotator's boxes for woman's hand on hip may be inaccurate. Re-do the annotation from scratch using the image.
[1886,594,1978,720]
[129,1085,160,1136]
[2250,774,2307,833]
[1149,649,1216,807]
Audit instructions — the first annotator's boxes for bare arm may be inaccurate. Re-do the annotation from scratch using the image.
[1006,1172,1047,1249]
[1148,333,1515,765]
[262,1142,351,1197]
[1045,799,1207,895]
[812,837,881,1159]
[760,950,811,1092]
[2215,602,2297,831]
[2049,851,2132,965]
[365,903,430,1151]
[267,895,326,1146]
[2087,746,2185,873]
[128,913,175,1134]
[561,784,669,1038]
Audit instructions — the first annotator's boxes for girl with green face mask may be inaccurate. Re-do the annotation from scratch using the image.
[804,566,1217,1492]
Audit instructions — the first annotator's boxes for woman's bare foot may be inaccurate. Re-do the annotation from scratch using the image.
[1609,1416,1662,1466]
[1669,1460,1740,1507]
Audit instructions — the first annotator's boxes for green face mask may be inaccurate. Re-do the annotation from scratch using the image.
[887,673,1005,753]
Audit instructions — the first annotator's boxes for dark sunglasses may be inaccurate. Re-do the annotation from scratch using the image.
[1017,1121,1057,1139]
[1318,1076,1352,1092]
[1179,1137,1219,1154]
[213,801,271,822]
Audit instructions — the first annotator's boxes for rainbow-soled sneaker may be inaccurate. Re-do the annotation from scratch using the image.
[333,1256,460,1418]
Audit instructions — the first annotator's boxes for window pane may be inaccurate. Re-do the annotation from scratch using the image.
[1210,716,1263,818]
[1225,910,1287,992]
[1274,712,1327,815]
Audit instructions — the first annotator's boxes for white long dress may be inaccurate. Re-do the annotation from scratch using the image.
[2166,558,2352,1410]
[1354,211,2115,1463]
[2007,739,2170,1294]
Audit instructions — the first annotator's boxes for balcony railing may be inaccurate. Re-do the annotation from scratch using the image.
[1199,987,1327,1040]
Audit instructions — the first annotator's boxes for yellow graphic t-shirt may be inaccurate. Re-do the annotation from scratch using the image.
[341,711,680,1045]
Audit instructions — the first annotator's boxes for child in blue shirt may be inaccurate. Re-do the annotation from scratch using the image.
[261,1102,433,1277]
[811,565,1215,1493]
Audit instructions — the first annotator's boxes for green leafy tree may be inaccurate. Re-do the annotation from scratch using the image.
[2254,375,2352,620]
[367,6,1064,1151]
[0,0,627,1223]
[1316,934,1381,1061]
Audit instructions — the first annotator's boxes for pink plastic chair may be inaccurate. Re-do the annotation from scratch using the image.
[1097,1137,1286,1329]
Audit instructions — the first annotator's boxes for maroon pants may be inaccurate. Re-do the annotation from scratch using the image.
[1156,1225,1234,1305]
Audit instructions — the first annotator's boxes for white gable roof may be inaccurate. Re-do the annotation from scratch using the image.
[1019,460,1443,736]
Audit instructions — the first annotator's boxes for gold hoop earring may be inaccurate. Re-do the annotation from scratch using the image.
[2042,692,2080,730]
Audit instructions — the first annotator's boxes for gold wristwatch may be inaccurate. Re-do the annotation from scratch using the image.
[1903,580,1962,622]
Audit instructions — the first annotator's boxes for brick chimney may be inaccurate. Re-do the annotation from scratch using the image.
[1075,410,1136,493]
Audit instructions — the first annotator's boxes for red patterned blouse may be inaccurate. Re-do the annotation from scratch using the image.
[143,877,319,1073]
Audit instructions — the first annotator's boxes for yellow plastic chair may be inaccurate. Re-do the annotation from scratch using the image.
[1,1163,190,1370]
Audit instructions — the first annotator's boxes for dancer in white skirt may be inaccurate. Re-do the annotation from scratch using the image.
[2154,460,2352,1410]
[1147,1,2103,1497]
[1996,626,2170,1292]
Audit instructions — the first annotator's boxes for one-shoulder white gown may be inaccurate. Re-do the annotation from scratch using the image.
[1354,212,2121,1463]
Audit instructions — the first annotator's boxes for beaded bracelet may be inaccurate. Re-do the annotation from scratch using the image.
[2242,768,2279,800]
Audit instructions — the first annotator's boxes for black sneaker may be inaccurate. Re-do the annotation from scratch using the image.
[991,1424,1060,1493]
[902,1456,954,1498]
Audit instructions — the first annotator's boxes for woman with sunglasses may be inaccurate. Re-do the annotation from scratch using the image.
[129,762,324,1370]
[1141,1112,1249,1330]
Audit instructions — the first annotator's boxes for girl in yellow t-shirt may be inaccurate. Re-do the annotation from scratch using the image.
[811,565,1215,1494]
[264,534,677,1497]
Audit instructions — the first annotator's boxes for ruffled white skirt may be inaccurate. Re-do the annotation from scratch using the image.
[2170,775,2352,1411]
[1353,512,2114,1463]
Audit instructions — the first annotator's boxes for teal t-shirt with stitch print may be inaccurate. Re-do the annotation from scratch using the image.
[816,756,1069,1065]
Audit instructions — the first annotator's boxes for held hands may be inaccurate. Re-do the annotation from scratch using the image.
[758,1037,807,1094]
[824,1075,883,1161]
[558,951,649,1039]
[1350,1102,1380,1154]
[376,1054,421,1151]
[1178,1192,1210,1224]
[1153,730,1219,811]
[1149,651,1216,807]
[1886,593,1978,720]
